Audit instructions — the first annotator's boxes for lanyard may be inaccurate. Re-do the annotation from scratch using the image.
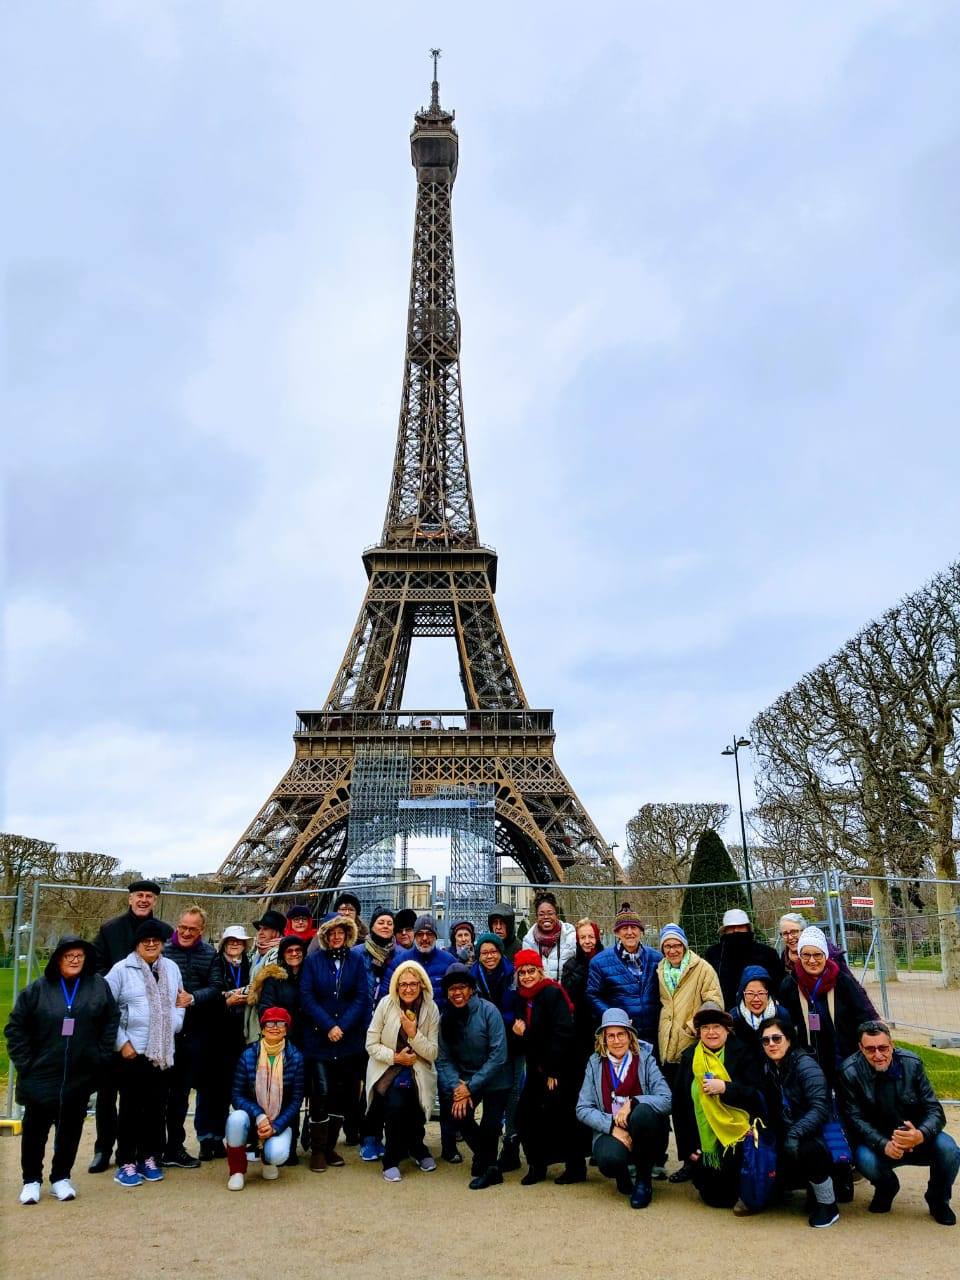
[227,962,242,987]
[607,1052,631,1093]
[60,978,80,1011]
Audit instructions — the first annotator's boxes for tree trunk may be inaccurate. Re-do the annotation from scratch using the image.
[869,875,899,983]
[930,788,960,988]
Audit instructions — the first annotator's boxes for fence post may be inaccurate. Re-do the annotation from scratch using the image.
[822,868,835,941]
[24,881,41,987]
[4,885,25,1119]
[832,869,849,959]
[874,923,891,1021]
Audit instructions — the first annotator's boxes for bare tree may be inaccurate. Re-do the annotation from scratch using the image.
[626,803,731,885]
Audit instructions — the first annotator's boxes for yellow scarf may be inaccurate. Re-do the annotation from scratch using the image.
[255,1030,286,1123]
[691,1041,751,1167]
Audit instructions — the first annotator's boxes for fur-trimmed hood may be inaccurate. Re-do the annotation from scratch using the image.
[315,914,359,950]
[386,958,434,1003]
[247,961,287,1005]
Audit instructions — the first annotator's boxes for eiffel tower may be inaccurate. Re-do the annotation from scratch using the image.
[219,58,617,894]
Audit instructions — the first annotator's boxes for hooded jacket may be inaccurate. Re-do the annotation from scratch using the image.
[92,909,173,975]
[365,961,439,1119]
[704,931,782,1009]
[656,949,723,1065]
[729,965,790,1062]
[587,943,663,1043]
[487,903,521,961]
[437,990,511,1098]
[253,940,306,1048]
[300,916,370,1060]
[4,937,119,1106]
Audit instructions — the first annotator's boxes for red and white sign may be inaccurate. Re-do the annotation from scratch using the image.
[790,896,816,909]
[850,896,875,909]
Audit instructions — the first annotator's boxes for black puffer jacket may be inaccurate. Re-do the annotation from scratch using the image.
[762,1047,830,1147]
[4,937,119,1106]
[163,935,218,1040]
[779,969,877,1086]
[672,1035,765,1163]
[93,909,173,974]
[836,1048,945,1156]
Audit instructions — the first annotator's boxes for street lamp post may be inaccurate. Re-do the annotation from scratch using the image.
[721,735,753,908]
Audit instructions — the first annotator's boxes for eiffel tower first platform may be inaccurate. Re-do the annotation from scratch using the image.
[218,63,617,895]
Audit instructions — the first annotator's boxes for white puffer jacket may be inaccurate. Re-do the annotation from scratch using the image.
[105,952,184,1053]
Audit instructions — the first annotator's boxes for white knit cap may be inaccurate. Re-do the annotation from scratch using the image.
[797,925,829,956]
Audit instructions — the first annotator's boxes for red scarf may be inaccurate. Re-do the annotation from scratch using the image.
[521,976,576,1023]
[600,1053,643,1113]
[284,923,316,942]
[794,957,840,1000]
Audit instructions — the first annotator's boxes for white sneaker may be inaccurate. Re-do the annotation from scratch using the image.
[19,1182,41,1205]
[50,1179,76,1201]
[261,1162,279,1180]
[227,1172,245,1191]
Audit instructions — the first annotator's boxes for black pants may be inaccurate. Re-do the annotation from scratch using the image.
[116,1056,170,1167]
[205,1044,246,1142]
[593,1105,670,1183]
[516,1072,581,1172]
[21,1093,90,1184]
[164,1032,217,1149]
[691,1145,744,1208]
[442,1088,509,1171]
[376,1083,429,1168]
[307,1054,365,1129]
[93,1055,121,1155]
[778,1136,833,1189]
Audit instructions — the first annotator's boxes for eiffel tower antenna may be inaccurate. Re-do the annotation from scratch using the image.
[219,68,618,894]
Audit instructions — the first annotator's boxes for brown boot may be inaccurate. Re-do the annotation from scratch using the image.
[325,1118,345,1167]
[309,1121,328,1173]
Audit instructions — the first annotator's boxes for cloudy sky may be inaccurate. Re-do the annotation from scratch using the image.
[5,2,959,878]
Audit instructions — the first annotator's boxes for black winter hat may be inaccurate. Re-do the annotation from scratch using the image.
[252,909,287,933]
[133,919,168,944]
[441,963,477,993]
[334,891,362,914]
[369,906,395,930]
[128,879,161,894]
[285,904,312,920]
[394,909,417,931]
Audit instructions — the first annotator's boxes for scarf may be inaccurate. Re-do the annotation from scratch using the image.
[376,995,423,1095]
[530,920,561,954]
[615,939,646,973]
[519,976,576,1020]
[794,957,840,1000]
[661,950,691,995]
[600,1051,643,1113]
[691,1041,752,1167]
[284,923,316,943]
[135,954,177,1069]
[255,1030,286,1122]
[364,934,395,970]
[739,994,777,1029]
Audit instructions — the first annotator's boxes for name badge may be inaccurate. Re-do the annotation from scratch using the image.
[807,1013,821,1032]
[61,1017,75,1037]
[612,1094,629,1112]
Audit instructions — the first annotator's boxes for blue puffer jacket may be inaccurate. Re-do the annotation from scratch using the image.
[384,944,458,1014]
[300,946,370,1061]
[586,944,663,1042]
[232,1040,305,1136]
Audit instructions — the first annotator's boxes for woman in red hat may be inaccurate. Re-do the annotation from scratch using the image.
[225,1007,305,1190]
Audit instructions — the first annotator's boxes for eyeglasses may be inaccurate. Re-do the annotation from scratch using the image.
[862,1045,892,1055]
[779,929,801,939]
[397,981,421,990]
[761,1034,785,1045]
[535,911,557,920]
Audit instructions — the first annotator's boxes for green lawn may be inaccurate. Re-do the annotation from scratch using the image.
[0,967,28,1090]
[899,1041,960,1099]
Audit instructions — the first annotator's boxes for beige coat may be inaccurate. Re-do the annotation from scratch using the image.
[365,960,439,1119]
[657,950,723,1064]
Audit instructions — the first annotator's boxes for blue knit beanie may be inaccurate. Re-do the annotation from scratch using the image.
[659,922,688,948]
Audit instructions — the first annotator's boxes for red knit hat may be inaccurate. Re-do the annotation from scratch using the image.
[513,948,543,970]
[259,1006,292,1026]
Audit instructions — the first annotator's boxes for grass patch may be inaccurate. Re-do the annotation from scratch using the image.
[899,1040,960,1099]
[0,967,29,1092]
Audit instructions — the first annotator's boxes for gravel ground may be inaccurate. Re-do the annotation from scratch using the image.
[1,1117,957,1279]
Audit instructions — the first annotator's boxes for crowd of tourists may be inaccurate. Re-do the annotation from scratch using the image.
[5,881,958,1231]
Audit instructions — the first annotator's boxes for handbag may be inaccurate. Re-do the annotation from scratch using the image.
[739,1119,778,1210]
[822,1103,852,1165]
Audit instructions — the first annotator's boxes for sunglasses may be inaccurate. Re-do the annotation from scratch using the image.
[761,1033,785,1045]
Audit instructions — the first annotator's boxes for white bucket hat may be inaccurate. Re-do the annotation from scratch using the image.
[220,924,252,943]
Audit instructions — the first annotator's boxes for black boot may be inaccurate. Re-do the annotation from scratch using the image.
[521,1166,546,1186]
[555,1162,586,1185]
[498,1136,521,1173]
[470,1165,504,1190]
[88,1150,112,1174]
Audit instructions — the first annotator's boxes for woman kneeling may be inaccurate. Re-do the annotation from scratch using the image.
[226,1007,304,1190]
[575,1008,671,1208]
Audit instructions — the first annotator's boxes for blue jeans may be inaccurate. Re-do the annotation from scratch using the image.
[225,1111,292,1167]
[854,1131,960,1201]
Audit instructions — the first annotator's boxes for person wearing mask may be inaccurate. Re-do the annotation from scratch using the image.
[488,902,521,961]
[283,904,317,946]
[244,910,286,1043]
[88,879,173,1174]
[207,925,253,1160]
[729,966,790,1062]
[837,1020,959,1226]
[704,908,781,1009]
[450,919,477,965]
[512,948,582,1187]
[393,909,417,951]
[671,1001,765,1212]
[105,920,185,1188]
[587,903,662,1045]
[300,914,369,1170]
[365,960,440,1182]
[471,932,522,1171]
[437,965,511,1189]
[759,1014,839,1227]
[575,1008,672,1208]
[225,1007,305,1190]
[525,892,576,981]
[780,926,877,1089]
[5,936,119,1205]
[161,906,218,1170]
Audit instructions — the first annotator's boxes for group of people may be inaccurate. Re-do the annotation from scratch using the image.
[5,883,958,1231]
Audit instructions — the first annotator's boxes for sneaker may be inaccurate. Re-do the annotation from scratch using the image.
[383,1166,402,1183]
[925,1193,956,1227]
[441,1148,463,1165]
[19,1182,41,1205]
[161,1147,200,1169]
[139,1157,164,1183]
[114,1164,143,1188]
[261,1162,279,1181]
[50,1179,77,1202]
[227,1172,245,1191]
[417,1155,437,1172]
[360,1137,381,1162]
[809,1202,840,1228]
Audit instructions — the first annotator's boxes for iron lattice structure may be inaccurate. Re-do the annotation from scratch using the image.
[219,68,617,895]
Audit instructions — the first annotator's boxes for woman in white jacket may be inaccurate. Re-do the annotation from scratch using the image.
[525,892,577,982]
[364,960,439,1183]
[105,920,185,1188]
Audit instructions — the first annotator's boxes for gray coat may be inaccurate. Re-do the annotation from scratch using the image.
[576,1044,672,1150]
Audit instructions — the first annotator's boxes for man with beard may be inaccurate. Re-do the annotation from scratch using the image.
[705,909,781,1009]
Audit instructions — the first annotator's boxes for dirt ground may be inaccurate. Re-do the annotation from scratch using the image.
[2,1116,958,1280]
